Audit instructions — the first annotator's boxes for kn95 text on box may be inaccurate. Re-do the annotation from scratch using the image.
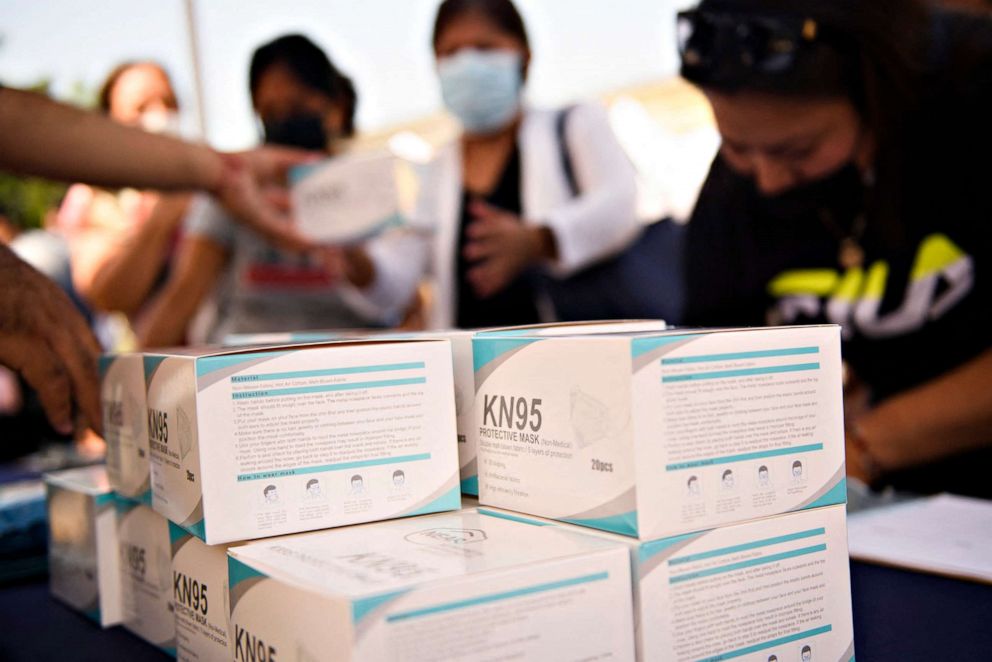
[144,339,460,544]
[473,325,845,539]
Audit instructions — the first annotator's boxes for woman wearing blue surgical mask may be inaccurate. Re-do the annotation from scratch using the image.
[338,0,639,329]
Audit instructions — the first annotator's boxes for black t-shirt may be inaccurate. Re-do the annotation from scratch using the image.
[683,11,992,496]
[455,145,541,328]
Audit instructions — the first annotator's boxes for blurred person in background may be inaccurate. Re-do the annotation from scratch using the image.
[679,0,992,496]
[137,34,379,347]
[58,62,192,329]
[0,84,313,441]
[331,0,640,329]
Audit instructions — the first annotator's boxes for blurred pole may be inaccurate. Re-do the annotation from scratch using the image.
[183,0,209,140]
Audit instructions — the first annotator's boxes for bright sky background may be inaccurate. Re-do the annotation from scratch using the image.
[0,0,690,150]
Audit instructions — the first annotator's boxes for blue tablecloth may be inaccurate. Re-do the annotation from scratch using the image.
[0,561,989,661]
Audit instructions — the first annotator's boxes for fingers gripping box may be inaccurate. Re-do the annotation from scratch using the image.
[100,353,152,503]
[144,340,460,544]
[117,499,176,654]
[227,510,635,662]
[473,325,846,539]
[169,522,240,662]
[480,505,854,662]
[45,466,123,627]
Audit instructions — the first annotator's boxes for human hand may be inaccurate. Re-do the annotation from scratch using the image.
[212,146,320,253]
[0,246,102,435]
[315,245,375,289]
[843,367,876,483]
[462,200,553,299]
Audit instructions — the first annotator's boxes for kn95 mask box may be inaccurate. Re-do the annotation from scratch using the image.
[44,465,123,627]
[100,353,152,504]
[458,320,668,496]
[169,522,243,662]
[479,504,854,662]
[290,152,404,244]
[144,339,460,544]
[473,325,846,539]
[117,499,176,654]
[227,509,635,662]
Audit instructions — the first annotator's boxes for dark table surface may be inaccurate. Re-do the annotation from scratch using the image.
[0,560,990,661]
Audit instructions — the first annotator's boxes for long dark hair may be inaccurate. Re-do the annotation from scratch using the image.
[683,0,934,246]
[432,0,530,50]
[249,34,357,137]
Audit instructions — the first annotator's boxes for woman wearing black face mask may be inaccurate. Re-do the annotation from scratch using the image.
[680,0,992,497]
[139,34,374,346]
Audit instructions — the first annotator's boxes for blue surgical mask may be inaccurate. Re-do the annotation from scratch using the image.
[438,49,523,134]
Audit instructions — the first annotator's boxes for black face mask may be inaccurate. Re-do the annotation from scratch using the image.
[756,162,865,222]
[263,113,328,150]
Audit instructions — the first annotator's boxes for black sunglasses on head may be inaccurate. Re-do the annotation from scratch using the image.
[677,9,820,75]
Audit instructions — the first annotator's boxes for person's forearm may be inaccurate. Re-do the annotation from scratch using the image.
[88,196,189,315]
[0,88,222,191]
[856,348,992,469]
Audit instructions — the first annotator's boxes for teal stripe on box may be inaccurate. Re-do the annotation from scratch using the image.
[185,518,206,540]
[385,572,609,623]
[662,362,820,383]
[142,355,168,386]
[800,476,848,510]
[168,521,189,546]
[630,334,694,359]
[661,346,819,365]
[402,484,461,517]
[98,355,114,378]
[232,376,426,399]
[695,625,832,661]
[472,338,538,372]
[670,544,827,584]
[352,589,411,624]
[560,510,638,537]
[478,508,551,527]
[230,362,425,383]
[228,556,268,589]
[236,452,432,482]
[668,528,825,565]
[196,351,292,378]
[460,475,478,496]
[639,530,705,564]
[666,443,823,471]
[94,492,116,507]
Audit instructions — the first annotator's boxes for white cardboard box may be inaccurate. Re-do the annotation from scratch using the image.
[290,152,404,244]
[169,522,240,662]
[117,499,176,653]
[460,321,668,496]
[479,505,854,662]
[100,353,152,503]
[44,465,123,627]
[227,510,635,661]
[144,339,460,544]
[473,325,846,539]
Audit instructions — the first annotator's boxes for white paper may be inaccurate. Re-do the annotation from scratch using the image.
[291,152,401,244]
[847,493,992,583]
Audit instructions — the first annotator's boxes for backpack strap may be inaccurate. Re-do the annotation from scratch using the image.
[555,106,580,197]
